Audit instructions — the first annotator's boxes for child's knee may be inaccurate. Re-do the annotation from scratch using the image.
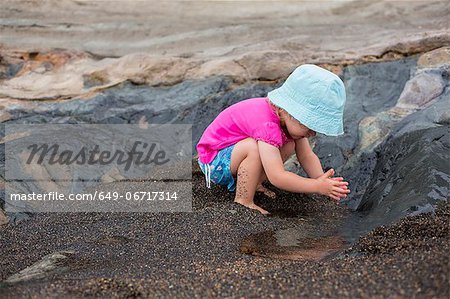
[247,139,260,156]
[230,139,259,175]
[238,138,260,159]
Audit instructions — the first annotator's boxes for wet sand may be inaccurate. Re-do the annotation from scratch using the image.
[0,163,448,298]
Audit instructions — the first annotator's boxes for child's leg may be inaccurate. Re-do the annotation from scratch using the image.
[229,138,267,213]
[229,138,295,214]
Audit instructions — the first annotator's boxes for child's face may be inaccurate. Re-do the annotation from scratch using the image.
[281,110,316,139]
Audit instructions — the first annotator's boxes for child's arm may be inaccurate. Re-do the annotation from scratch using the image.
[258,141,349,200]
[294,137,323,179]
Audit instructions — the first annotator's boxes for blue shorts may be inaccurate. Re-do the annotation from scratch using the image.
[198,144,236,192]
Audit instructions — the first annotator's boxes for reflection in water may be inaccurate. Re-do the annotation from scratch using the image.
[240,210,390,261]
[241,229,350,261]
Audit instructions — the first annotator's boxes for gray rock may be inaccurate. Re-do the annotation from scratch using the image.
[407,203,436,217]
[325,55,417,153]
[3,250,74,284]
[390,87,450,138]
[397,70,446,110]
[356,126,449,227]
[353,84,448,211]
[0,208,8,225]
[0,76,276,149]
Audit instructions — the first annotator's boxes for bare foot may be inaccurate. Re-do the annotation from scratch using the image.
[234,199,270,215]
[256,184,276,199]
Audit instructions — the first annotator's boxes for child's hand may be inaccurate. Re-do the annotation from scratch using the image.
[315,169,350,201]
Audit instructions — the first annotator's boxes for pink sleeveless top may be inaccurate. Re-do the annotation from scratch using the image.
[196,97,293,164]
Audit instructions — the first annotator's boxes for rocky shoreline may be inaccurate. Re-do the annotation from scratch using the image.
[0,0,449,297]
[0,43,449,299]
[2,45,448,224]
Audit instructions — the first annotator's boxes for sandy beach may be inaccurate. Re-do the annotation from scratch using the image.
[0,1,449,298]
[0,166,448,298]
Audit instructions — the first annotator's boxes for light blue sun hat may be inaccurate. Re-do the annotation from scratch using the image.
[267,64,346,136]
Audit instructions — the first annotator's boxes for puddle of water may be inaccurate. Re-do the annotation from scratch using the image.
[240,227,351,261]
[240,210,380,261]
[274,227,311,247]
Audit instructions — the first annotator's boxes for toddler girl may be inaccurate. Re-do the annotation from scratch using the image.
[196,64,350,214]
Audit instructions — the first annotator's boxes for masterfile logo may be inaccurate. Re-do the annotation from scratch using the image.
[4,124,193,213]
